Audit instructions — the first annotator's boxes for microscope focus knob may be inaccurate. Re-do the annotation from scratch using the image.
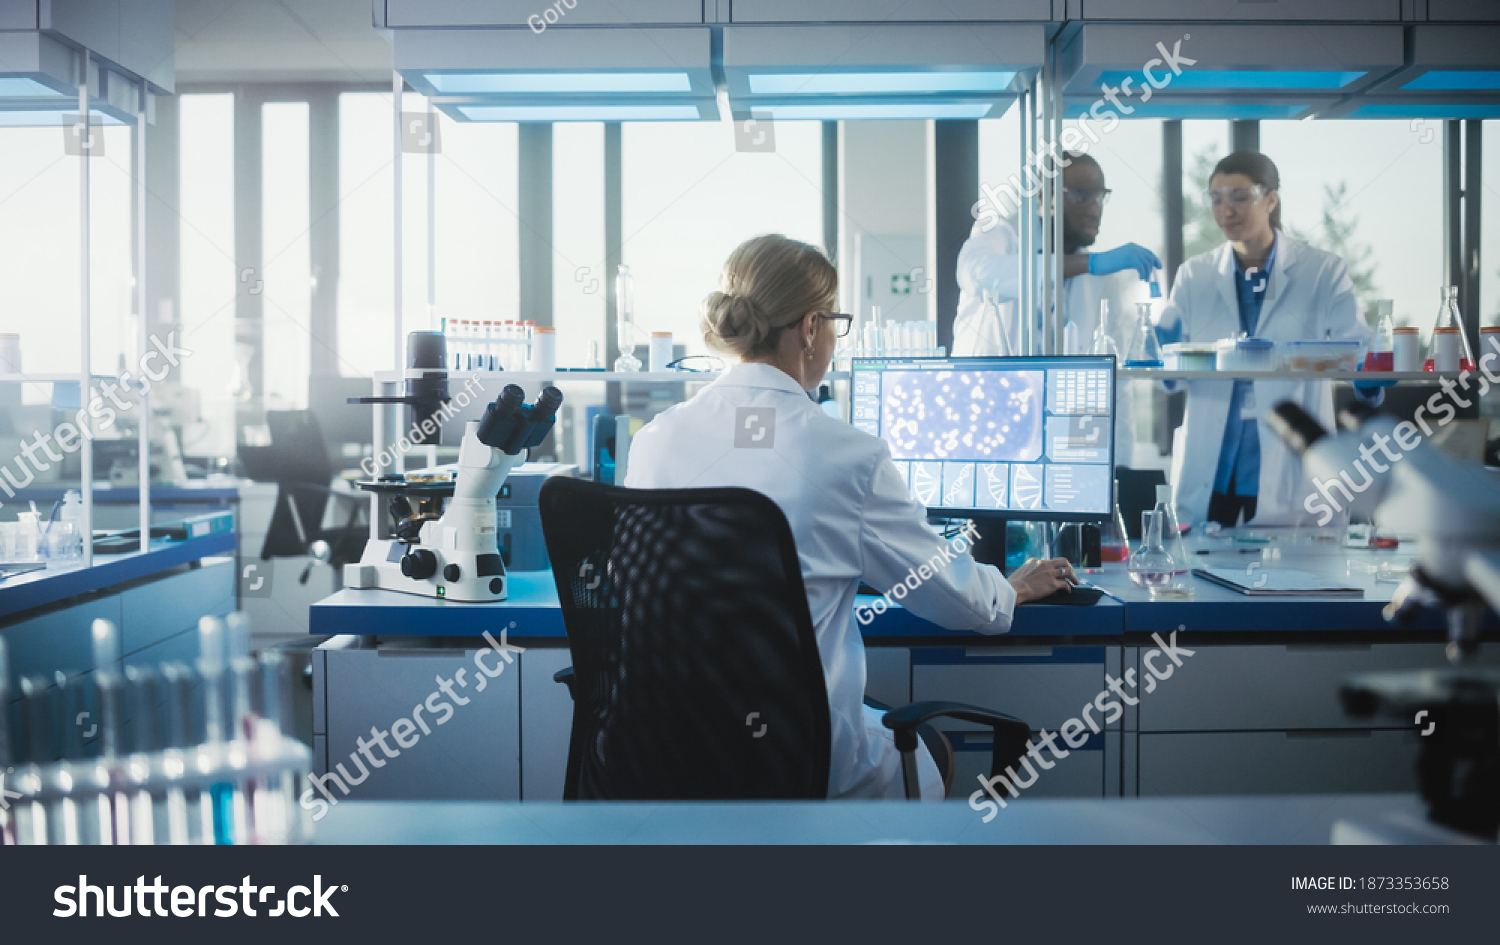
[400,548,438,580]
[443,564,461,583]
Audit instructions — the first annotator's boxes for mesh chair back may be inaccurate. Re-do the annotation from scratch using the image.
[540,478,831,800]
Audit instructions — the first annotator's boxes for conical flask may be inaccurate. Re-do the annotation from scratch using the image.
[1153,484,1190,576]
[1123,302,1163,368]
[1127,509,1176,588]
[1100,489,1130,563]
[1425,285,1474,372]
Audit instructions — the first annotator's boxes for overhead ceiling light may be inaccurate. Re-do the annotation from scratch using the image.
[756,103,993,120]
[1400,70,1500,91]
[457,104,703,121]
[0,77,65,98]
[747,71,1016,95]
[428,72,693,94]
[1066,101,1312,120]
[1094,70,1365,90]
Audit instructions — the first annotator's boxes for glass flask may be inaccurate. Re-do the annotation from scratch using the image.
[1123,302,1163,368]
[613,264,641,372]
[1090,300,1121,362]
[1152,484,1190,576]
[1127,509,1177,588]
[1425,285,1474,372]
[1100,494,1131,563]
[1363,300,1394,372]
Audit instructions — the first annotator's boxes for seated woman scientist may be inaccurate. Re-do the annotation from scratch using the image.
[624,234,1078,801]
[1155,151,1385,529]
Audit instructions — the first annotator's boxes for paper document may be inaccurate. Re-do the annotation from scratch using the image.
[1192,567,1364,597]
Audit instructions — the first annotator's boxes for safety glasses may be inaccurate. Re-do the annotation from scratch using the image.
[1204,184,1268,210]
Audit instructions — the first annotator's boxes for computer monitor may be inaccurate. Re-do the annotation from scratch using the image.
[850,355,1116,521]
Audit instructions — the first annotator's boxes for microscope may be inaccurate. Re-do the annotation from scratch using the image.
[1269,400,1500,841]
[344,331,563,602]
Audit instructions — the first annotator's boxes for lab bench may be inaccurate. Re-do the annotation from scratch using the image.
[0,529,237,695]
[306,542,1500,804]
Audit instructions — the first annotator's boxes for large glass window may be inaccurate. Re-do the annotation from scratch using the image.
[1261,120,1443,330]
[178,93,236,458]
[262,101,310,409]
[621,120,823,355]
[552,122,605,368]
[337,94,519,376]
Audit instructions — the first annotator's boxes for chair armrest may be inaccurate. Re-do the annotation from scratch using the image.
[882,700,1030,782]
[553,666,575,700]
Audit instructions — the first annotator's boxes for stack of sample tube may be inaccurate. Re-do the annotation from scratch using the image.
[0,614,311,845]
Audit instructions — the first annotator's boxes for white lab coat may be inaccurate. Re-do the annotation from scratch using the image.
[953,214,1145,463]
[625,362,1018,800]
[1157,232,1372,526]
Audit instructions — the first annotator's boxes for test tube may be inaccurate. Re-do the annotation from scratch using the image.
[198,616,225,744]
[91,619,121,759]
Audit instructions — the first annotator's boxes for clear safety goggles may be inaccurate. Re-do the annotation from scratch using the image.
[1204,184,1268,210]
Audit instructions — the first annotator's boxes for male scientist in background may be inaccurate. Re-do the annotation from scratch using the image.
[953,151,1158,465]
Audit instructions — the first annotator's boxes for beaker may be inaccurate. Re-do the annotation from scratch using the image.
[1363,300,1394,372]
[1128,509,1177,588]
[1123,302,1163,368]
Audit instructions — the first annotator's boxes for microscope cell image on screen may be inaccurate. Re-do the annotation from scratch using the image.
[881,369,1044,463]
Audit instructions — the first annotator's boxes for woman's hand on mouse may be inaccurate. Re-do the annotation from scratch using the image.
[1008,556,1079,604]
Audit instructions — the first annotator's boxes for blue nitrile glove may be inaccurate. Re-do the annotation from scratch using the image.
[1087,243,1162,281]
[1353,360,1394,402]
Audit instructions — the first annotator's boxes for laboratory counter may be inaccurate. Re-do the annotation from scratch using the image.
[309,538,1496,646]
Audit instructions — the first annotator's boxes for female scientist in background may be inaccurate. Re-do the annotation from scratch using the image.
[1156,151,1380,528]
[625,234,1077,801]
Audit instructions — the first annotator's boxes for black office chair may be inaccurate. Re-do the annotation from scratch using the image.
[1115,466,1168,540]
[239,410,367,577]
[539,477,1031,801]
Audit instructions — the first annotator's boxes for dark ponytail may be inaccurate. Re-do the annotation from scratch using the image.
[1211,150,1281,231]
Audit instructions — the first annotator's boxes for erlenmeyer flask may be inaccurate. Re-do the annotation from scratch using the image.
[1425,285,1474,372]
[1363,300,1394,372]
[1127,509,1176,588]
[1153,484,1190,576]
[1100,490,1130,563]
[1123,302,1163,368]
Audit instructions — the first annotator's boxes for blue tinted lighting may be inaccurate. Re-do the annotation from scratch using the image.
[0,77,64,97]
[1346,102,1500,119]
[1401,71,1500,91]
[757,103,993,120]
[1097,69,1364,90]
[748,71,1015,95]
[428,72,692,94]
[458,104,702,121]
[1064,101,1309,120]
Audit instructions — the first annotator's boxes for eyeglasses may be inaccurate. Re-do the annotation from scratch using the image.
[1063,188,1112,208]
[664,355,725,373]
[819,313,854,338]
[1205,185,1268,209]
